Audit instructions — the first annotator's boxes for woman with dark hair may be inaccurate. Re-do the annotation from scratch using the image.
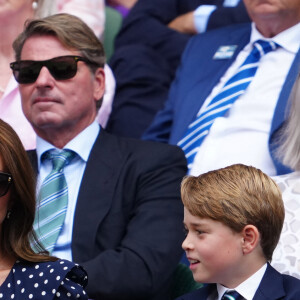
[0,119,88,299]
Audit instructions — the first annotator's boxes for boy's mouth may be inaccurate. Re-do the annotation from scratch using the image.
[188,258,200,267]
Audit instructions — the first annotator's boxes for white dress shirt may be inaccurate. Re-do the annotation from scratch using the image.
[215,264,267,300]
[190,22,300,177]
[36,121,100,261]
[193,0,241,33]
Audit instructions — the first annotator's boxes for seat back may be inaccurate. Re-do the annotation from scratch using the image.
[103,6,123,62]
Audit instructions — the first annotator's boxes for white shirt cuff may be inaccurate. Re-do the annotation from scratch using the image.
[193,5,217,33]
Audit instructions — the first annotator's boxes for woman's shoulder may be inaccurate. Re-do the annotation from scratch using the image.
[6,259,88,299]
[14,258,87,285]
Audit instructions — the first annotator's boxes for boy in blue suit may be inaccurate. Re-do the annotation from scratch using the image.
[177,164,300,300]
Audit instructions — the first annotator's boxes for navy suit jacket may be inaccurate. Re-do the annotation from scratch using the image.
[28,129,187,300]
[143,23,300,175]
[175,263,300,300]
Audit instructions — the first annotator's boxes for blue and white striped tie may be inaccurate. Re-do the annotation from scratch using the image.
[34,150,75,253]
[178,40,278,171]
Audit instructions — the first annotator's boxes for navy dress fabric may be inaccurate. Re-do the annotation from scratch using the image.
[0,259,88,299]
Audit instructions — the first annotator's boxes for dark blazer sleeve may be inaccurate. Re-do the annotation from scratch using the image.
[114,0,199,70]
[114,0,249,73]
[73,131,187,300]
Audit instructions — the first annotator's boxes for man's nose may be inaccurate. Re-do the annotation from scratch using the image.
[35,66,55,86]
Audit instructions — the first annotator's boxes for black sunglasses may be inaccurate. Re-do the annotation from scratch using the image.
[10,55,94,84]
[0,172,12,197]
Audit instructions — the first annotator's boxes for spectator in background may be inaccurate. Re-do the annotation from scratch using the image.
[0,0,114,150]
[106,0,250,138]
[143,0,300,177]
[271,75,300,278]
[0,119,88,299]
[106,0,138,17]
[13,13,187,300]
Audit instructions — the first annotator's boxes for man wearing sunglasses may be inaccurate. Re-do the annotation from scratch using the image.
[11,13,187,300]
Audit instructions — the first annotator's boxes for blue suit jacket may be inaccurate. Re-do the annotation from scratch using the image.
[175,263,300,300]
[143,23,300,175]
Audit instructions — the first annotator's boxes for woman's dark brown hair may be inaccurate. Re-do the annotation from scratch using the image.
[0,119,56,262]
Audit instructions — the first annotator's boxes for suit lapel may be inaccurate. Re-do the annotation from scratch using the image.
[253,264,285,300]
[172,24,251,143]
[27,150,38,174]
[72,129,128,261]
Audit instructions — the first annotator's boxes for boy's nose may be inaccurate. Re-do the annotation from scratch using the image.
[182,235,193,251]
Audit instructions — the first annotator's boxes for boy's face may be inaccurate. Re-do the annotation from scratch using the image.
[183,208,245,287]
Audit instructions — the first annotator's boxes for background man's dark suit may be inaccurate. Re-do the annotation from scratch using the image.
[175,264,300,300]
[28,128,187,300]
[106,0,250,139]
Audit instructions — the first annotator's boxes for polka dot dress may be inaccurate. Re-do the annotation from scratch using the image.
[0,259,88,299]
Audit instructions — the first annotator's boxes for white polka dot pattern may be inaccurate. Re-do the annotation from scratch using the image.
[0,259,88,299]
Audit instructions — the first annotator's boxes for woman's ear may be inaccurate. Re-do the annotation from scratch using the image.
[241,225,260,255]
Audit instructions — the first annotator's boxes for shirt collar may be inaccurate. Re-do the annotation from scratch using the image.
[250,21,300,54]
[36,121,100,168]
[217,263,267,300]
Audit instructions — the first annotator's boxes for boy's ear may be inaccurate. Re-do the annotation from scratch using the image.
[241,225,260,255]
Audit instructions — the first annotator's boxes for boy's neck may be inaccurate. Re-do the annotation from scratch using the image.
[217,263,267,300]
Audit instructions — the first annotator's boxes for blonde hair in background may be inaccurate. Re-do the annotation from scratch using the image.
[181,164,284,261]
[276,75,300,170]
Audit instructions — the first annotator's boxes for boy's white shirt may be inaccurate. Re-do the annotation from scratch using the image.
[216,263,267,300]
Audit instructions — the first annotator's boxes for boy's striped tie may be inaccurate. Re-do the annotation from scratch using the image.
[222,290,244,300]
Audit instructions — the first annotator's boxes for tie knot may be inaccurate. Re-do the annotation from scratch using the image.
[44,150,76,172]
[221,290,243,300]
[252,39,278,59]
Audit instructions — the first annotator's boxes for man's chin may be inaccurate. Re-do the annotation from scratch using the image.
[31,116,62,130]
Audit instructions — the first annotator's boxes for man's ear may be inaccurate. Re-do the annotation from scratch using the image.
[93,67,105,102]
[241,225,260,255]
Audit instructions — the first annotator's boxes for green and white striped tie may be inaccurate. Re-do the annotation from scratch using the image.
[34,150,75,253]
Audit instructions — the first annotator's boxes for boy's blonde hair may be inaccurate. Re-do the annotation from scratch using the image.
[181,164,284,261]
